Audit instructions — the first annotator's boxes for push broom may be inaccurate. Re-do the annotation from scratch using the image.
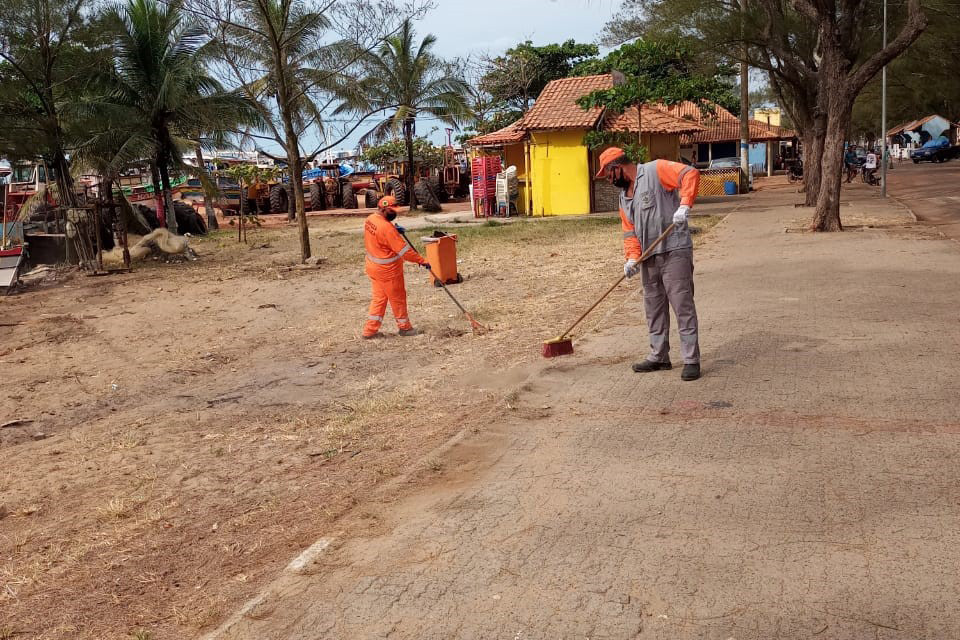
[542,223,675,358]
[399,230,488,334]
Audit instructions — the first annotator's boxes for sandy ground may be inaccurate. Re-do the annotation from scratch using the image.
[0,206,722,639]
[204,180,960,640]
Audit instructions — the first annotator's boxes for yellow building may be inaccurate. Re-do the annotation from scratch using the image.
[468,74,704,216]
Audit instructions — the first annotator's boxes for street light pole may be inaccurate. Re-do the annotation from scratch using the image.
[881,0,888,197]
[740,0,750,183]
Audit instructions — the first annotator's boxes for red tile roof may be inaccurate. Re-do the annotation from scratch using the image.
[604,105,705,135]
[520,74,613,130]
[656,101,738,124]
[682,119,796,144]
[467,121,527,147]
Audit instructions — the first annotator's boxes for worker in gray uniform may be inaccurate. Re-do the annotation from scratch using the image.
[596,147,702,381]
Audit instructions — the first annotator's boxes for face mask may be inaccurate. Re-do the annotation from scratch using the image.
[612,169,631,190]
[385,211,397,222]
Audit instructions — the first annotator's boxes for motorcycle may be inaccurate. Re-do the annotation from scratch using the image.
[787,158,803,183]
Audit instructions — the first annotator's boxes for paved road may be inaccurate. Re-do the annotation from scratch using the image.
[207,185,960,639]
[885,159,960,240]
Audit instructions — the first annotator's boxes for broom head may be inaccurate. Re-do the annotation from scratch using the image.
[542,336,574,358]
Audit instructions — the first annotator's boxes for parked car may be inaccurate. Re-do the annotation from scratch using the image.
[910,137,958,163]
[708,157,741,169]
[708,157,752,190]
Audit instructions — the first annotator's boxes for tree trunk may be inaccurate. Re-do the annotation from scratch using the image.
[405,118,417,210]
[289,146,308,260]
[802,114,826,207]
[158,158,180,233]
[279,109,309,260]
[150,162,166,229]
[811,93,854,232]
[194,145,218,230]
[106,179,130,268]
[52,150,76,208]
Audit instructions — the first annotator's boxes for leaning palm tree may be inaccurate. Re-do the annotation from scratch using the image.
[342,19,471,209]
[104,0,259,232]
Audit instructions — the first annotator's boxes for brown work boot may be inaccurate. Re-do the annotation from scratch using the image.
[632,360,671,373]
[681,363,701,381]
[361,332,381,340]
[398,327,422,337]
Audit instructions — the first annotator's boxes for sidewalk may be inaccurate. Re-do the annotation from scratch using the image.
[208,182,960,639]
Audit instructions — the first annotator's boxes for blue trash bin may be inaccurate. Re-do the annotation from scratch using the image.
[723,180,738,195]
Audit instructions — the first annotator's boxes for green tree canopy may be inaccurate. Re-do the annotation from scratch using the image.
[480,39,599,112]
[575,37,738,118]
[362,138,443,168]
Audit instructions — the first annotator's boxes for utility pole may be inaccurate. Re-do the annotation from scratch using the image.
[740,0,750,186]
[881,0,888,197]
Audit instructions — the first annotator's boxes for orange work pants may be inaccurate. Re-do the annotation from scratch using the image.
[363,273,412,336]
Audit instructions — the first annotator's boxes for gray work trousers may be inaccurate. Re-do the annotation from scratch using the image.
[640,248,700,364]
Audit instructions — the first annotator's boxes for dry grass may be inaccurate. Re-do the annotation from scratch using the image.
[0,209,726,640]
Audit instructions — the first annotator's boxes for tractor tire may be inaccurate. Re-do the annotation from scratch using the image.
[269,184,288,214]
[427,175,449,202]
[323,177,338,208]
[385,177,407,205]
[129,204,158,235]
[309,182,324,211]
[365,189,381,208]
[173,200,207,235]
[413,180,442,213]
[341,185,358,209]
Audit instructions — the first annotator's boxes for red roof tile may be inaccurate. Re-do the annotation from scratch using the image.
[520,74,613,130]
[682,119,796,144]
[467,121,527,147]
[604,105,704,135]
[656,101,738,124]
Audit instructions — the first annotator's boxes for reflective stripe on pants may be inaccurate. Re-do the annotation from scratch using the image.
[640,248,700,364]
[363,273,413,336]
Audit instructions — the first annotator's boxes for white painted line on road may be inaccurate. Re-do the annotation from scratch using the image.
[286,538,334,574]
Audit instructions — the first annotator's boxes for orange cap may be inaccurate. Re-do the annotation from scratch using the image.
[595,147,627,178]
[378,195,398,212]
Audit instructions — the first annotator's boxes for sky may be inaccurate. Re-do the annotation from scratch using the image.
[419,0,619,59]
[307,0,622,157]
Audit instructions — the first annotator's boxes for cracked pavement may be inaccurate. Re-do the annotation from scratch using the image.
[207,183,960,639]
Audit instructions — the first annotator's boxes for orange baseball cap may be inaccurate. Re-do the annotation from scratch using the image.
[595,147,627,178]
[378,195,399,212]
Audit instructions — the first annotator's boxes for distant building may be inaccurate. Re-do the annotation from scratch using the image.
[468,73,704,215]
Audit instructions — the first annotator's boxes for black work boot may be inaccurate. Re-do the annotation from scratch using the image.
[681,363,701,381]
[632,360,672,373]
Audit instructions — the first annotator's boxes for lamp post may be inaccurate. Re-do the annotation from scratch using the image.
[881,0,888,197]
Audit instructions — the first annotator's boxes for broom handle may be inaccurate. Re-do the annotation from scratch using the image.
[559,223,676,339]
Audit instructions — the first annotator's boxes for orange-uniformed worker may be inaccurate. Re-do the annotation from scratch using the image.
[362,195,430,339]
[596,147,702,381]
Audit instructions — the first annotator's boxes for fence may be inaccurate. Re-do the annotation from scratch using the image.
[697,167,746,196]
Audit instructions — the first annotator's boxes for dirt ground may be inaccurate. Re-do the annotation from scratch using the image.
[0,209,720,639]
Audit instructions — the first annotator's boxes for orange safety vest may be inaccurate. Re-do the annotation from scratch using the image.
[363,213,426,278]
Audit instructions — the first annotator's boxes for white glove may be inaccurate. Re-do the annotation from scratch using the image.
[673,205,690,225]
[624,259,639,278]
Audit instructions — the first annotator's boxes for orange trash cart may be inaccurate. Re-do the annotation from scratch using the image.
[421,231,462,286]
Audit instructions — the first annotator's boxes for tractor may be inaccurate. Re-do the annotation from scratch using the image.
[365,157,446,212]
[302,164,380,211]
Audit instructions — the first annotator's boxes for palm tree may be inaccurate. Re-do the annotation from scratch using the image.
[213,0,355,259]
[344,19,471,209]
[104,0,259,232]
